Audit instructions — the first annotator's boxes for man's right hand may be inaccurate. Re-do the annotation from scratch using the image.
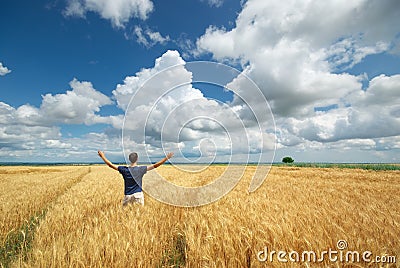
[98,150,105,158]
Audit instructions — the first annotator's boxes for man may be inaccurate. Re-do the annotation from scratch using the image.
[98,150,174,206]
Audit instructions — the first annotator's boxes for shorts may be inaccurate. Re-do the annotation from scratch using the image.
[122,192,144,206]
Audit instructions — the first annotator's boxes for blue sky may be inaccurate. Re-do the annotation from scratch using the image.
[0,0,399,163]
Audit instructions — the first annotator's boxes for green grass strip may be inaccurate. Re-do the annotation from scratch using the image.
[0,167,91,268]
[0,210,46,268]
[158,232,187,268]
[275,163,400,171]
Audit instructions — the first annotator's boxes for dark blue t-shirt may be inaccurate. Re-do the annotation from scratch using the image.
[117,166,147,195]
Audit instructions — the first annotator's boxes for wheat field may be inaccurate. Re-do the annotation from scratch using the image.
[0,165,399,267]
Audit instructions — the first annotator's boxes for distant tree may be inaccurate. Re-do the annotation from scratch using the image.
[282,156,294,163]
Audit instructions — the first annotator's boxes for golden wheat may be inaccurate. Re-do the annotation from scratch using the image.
[0,166,89,244]
[1,165,398,267]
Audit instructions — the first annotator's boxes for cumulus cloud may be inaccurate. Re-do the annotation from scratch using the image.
[40,78,113,125]
[1,78,115,127]
[358,74,400,106]
[0,62,11,76]
[112,50,275,161]
[131,26,170,48]
[0,102,65,156]
[113,50,187,111]
[1,46,398,162]
[64,0,154,27]
[0,126,123,162]
[285,74,400,142]
[196,0,400,149]
[0,78,121,161]
[197,0,400,116]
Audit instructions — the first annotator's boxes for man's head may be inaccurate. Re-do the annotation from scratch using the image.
[129,152,138,164]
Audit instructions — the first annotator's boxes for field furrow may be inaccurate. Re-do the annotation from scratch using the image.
[0,166,90,243]
[16,166,184,267]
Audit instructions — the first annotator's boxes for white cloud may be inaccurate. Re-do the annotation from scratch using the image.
[0,102,15,123]
[0,126,124,162]
[376,136,400,150]
[132,26,170,48]
[175,34,198,59]
[0,112,63,152]
[0,50,275,163]
[112,50,275,161]
[197,25,236,59]
[64,0,154,28]
[146,28,169,44]
[325,38,389,70]
[40,78,113,125]
[284,74,400,142]
[113,50,187,111]
[43,139,73,149]
[197,0,400,117]
[0,78,121,161]
[359,74,400,106]
[195,0,400,148]
[12,94,117,129]
[201,0,224,8]
[64,0,86,18]
[0,62,11,76]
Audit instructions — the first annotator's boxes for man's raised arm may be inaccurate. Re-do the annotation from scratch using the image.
[98,150,118,170]
[147,152,174,171]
